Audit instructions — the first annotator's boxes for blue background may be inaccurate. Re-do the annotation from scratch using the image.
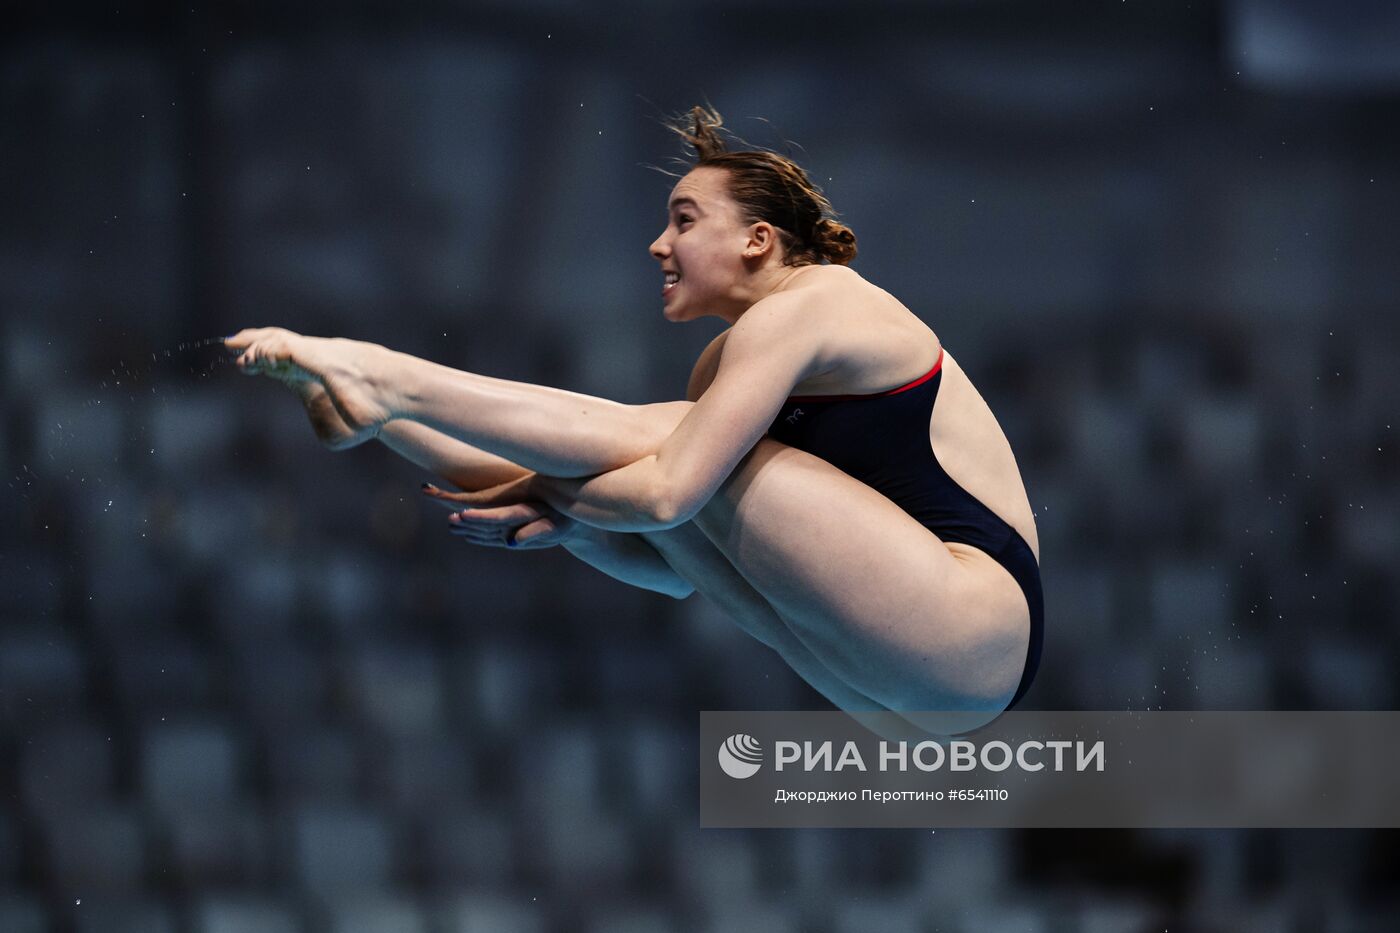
[2,1,1398,930]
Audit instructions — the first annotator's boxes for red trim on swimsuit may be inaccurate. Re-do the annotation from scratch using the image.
[787,347,944,403]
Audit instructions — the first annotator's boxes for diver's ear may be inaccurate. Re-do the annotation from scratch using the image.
[744,221,779,259]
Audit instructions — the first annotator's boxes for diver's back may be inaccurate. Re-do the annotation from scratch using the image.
[783,265,1039,560]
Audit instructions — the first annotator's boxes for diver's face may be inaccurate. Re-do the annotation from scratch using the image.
[648,167,748,322]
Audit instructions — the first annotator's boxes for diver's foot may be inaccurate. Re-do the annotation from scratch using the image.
[226,328,397,437]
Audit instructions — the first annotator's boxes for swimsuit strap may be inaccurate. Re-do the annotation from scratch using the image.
[788,348,944,403]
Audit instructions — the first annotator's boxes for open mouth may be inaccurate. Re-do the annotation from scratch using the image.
[663,271,681,296]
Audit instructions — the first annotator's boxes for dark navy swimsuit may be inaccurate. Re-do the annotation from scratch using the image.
[766,346,1043,710]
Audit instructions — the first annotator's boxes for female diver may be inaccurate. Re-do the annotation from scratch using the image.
[225,106,1042,736]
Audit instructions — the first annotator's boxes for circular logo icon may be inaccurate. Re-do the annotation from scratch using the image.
[718,733,763,779]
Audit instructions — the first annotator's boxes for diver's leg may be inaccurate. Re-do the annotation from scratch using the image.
[640,522,943,742]
[688,438,1031,731]
[642,522,886,712]
[227,328,688,477]
[378,420,531,490]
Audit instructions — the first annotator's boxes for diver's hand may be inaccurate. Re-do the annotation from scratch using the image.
[422,482,576,548]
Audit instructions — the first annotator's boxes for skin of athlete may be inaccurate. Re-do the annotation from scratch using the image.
[225,165,1039,735]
